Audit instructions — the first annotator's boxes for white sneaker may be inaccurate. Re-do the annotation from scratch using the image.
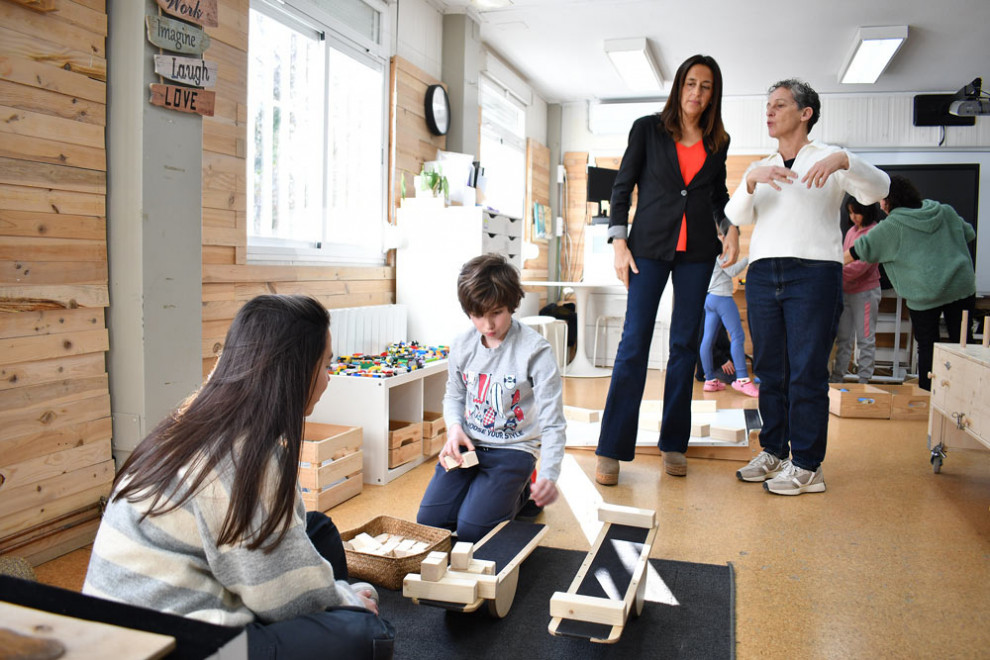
[763,462,826,495]
[736,451,785,482]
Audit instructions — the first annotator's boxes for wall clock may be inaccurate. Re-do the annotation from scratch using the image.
[425,84,450,136]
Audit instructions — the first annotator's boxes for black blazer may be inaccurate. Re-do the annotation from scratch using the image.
[608,114,730,262]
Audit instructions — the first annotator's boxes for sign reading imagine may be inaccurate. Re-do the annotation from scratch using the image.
[146,14,211,55]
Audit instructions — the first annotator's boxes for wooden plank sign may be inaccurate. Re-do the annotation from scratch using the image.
[156,0,219,28]
[149,83,215,117]
[146,14,212,56]
[153,54,217,88]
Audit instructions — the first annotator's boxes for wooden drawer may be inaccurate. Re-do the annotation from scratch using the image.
[423,430,446,458]
[929,343,990,446]
[828,384,892,418]
[388,420,423,468]
[299,422,363,512]
[422,411,446,438]
[874,384,930,421]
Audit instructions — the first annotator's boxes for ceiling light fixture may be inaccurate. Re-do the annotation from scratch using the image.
[604,38,663,92]
[838,26,908,84]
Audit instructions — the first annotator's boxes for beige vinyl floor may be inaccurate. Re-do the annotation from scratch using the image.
[35,371,990,658]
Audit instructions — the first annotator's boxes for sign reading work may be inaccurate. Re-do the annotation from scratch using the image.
[149,83,216,117]
[155,0,219,28]
[146,14,211,55]
[153,54,217,88]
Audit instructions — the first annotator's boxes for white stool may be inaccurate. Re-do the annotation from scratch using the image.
[593,315,624,367]
[519,315,569,374]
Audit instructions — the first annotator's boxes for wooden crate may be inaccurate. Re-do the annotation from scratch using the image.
[874,384,930,421]
[388,420,423,468]
[300,423,363,512]
[828,384,892,419]
[423,430,446,458]
[422,411,446,438]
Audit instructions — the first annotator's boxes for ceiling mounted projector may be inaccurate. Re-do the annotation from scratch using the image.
[949,77,988,116]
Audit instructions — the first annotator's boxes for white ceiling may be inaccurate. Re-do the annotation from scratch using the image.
[437,0,990,104]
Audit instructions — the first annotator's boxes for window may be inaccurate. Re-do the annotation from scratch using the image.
[479,77,526,219]
[247,0,388,265]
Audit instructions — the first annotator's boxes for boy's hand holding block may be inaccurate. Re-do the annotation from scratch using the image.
[442,450,479,471]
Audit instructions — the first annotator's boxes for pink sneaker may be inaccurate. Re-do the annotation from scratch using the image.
[703,379,726,392]
[732,379,759,397]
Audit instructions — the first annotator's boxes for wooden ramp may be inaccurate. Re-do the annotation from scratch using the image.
[403,520,547,618]
[548,504,658,643]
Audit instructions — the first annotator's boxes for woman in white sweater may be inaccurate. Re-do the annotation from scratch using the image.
[83,295,394,658]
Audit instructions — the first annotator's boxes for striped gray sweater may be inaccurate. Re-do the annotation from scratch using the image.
[83,451,364,626]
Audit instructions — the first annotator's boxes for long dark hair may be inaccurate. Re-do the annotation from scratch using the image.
[659,54,729,152]
[113,294,330,551]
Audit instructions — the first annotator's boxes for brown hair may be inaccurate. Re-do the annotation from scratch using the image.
[457,253,524,317]
[112,294,330,551]
[659,54,729,152]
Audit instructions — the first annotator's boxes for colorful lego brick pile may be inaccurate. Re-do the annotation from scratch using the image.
[331,341,450,378]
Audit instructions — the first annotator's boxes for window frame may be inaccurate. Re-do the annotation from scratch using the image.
[246,0,391,267]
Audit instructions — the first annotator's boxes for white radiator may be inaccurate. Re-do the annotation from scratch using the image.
[328,304,408,358]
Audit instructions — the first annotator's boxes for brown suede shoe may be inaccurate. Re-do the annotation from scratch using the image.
[596,456,619,485]
[662,451,687,476]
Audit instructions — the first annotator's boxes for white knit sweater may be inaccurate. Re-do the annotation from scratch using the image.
[725,141,889,264]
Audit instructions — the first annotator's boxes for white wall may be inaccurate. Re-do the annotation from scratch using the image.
[393,0,443,79]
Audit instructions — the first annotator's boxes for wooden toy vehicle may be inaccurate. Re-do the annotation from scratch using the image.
[403,520,546,618]
[548,504,658,643]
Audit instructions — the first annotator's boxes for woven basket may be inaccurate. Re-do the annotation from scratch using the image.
[340,515,451,590]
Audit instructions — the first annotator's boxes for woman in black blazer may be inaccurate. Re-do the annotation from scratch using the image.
[595,54,739,484]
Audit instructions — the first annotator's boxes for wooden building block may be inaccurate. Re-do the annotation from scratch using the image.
[563,405,601,423]
[597,504,656,529]
[403,574,479,604]
[463,558,496,575]
[828,384,892,418]
[445,572,498,599]
[420,551,448,582]
[450,541,473,570]
[691,400,718,413]
[690,422,710,437]
[442,450,479,471]
[549,592,626,627]
[709,426,745,443]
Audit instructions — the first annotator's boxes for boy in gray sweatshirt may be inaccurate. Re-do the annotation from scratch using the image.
[416,254,566,542]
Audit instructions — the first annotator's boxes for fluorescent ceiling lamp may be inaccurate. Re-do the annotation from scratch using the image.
[605,38,663,92]
[839,26,908,84]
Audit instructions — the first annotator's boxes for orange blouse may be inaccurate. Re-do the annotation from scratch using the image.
[674,140,707,251]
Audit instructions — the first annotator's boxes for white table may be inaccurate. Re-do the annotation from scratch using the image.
[525,280,627,378]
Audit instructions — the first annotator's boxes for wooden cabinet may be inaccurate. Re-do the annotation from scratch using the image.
[307,360,448,485]
[928,343,990,458]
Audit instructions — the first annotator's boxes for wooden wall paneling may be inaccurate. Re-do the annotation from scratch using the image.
[562,151,589,282]
[523,137,551,284]
[0,183,105,216]
[0,353,106,393]
[0,79,105,125]
[390,56,445,217]
[0,0,109,563]
[0,25,106,81]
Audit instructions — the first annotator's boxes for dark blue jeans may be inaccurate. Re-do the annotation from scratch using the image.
[246,511,395,659]
[417,445,536,543]
[597,255,714,458]
[746,258,843,471]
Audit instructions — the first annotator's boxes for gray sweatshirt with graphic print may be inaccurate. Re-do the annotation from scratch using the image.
[443,319,566,482]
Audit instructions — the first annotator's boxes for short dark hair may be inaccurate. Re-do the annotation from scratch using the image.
[457,254,524,317]
[884,174,923,211]
[847,198,881,226]
[770,79,821,132]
